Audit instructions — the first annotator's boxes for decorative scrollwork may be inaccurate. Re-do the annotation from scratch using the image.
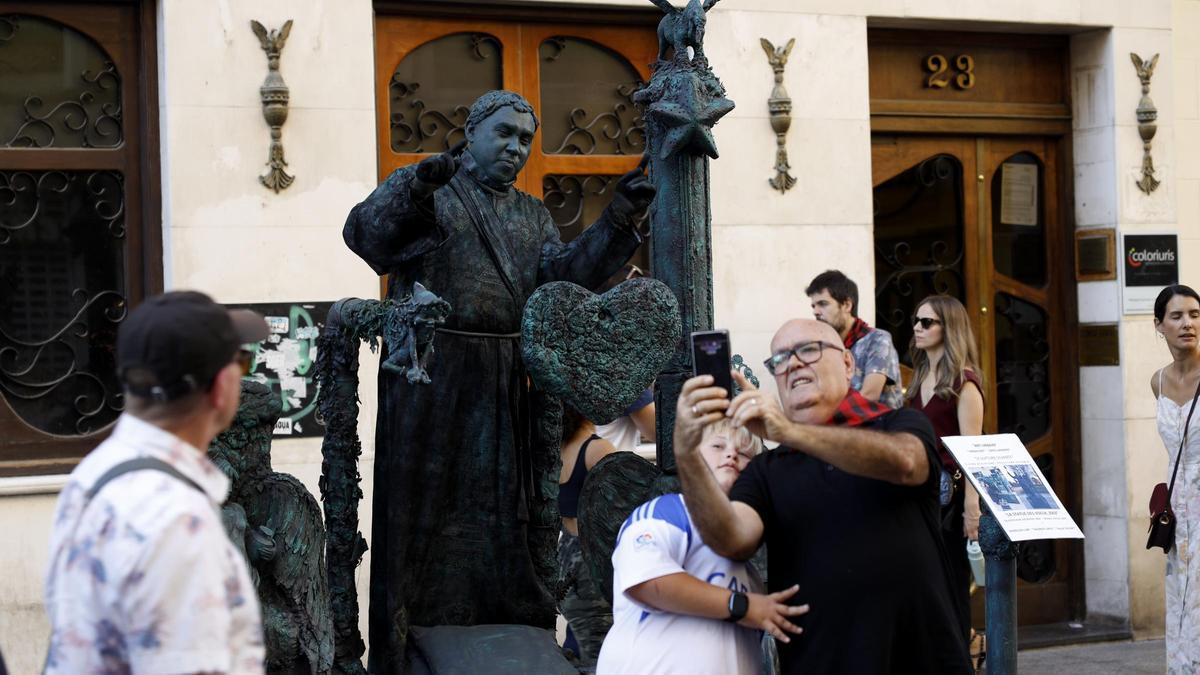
[390,79,472,153]
[0,14,17,44]
[993,293,1051,442]
[388,33,501,154]
[469,33,500,60]
[547,83,646,156]
[873,154,967,364]
[542,174,649,239]
[3,58,123,148]
[543,36,568,61]
[0,290,127,435]
[0,170,128,435]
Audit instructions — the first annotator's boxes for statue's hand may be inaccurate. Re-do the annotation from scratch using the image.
[248,525,278,564]
[413,140,466,195]
[610,155,655,223]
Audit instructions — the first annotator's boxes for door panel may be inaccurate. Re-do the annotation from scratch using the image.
[872,134,1077,627]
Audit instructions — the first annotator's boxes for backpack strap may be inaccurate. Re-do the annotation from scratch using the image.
[85,457,204,504]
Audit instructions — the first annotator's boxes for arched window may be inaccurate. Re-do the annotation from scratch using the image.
[0,5,158,476]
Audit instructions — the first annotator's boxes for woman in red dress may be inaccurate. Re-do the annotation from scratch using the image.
[906,295,985,648]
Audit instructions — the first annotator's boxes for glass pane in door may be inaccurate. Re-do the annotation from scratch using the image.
[543,173,649,285]
[0,169,127,435]
[873,154,966,366]
[993,291,1051,442]
[389,33,503,153]
[991,152,1046,287]
[538,37,645,156]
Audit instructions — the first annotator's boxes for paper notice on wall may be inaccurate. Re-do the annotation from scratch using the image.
[941,434,1083,542]
[1000,162,1038,226]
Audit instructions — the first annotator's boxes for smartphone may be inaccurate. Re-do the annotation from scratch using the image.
[691,329,733,396]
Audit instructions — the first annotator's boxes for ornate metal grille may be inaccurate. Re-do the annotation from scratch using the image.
[993,292,1051,442]
[0,14,123,148]
[543,173,650,283]
[873,154,966,364]
[389,33,502,154]
[991,152,1047,287]
[539,37,645,156]
[0,170,127,435]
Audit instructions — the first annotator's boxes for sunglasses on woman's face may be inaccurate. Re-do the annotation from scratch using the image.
[912,316,942,329]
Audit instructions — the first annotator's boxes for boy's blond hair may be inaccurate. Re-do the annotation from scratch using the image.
[702,418,764,457]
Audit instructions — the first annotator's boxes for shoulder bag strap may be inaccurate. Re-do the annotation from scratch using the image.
[86,456,204,503]
[1167,374,1200,501]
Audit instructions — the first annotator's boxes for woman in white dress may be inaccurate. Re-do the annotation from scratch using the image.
[1151,284,1200,674]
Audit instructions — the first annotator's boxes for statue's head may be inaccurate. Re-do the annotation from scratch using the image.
[208,379,281,485]
[465,90,539,186]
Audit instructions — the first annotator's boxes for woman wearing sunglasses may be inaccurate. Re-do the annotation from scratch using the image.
[906,295,984,650]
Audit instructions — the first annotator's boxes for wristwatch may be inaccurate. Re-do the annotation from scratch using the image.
[726,590,749,623]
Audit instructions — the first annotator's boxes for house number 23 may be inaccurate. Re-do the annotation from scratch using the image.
[924,54,976,90]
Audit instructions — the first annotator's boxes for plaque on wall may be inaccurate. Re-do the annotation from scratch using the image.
[226,301,331,437]
[1075,228,1116,281]
[1078,324,1120,366]
[1122,233,1178,314]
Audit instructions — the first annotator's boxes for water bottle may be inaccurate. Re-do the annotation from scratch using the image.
[966,540,986,587]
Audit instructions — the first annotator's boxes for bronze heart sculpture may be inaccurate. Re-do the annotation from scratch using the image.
[521,278,681,424]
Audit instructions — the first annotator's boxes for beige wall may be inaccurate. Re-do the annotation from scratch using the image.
[1,0,1197,670]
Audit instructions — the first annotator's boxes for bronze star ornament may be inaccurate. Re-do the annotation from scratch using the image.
[647,84,734,160]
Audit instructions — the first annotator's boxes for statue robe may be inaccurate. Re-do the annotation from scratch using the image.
[343,157,639,673]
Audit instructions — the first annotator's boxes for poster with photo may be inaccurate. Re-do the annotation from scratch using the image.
[941,434,1084,542]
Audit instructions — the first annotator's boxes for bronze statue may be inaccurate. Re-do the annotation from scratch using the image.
[209,381,334,675]
[650,0,721,62]
[342,90,654,673]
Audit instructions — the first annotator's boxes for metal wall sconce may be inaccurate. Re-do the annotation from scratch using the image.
[251,20,295,192]
[760,37,796,193]
[1130,52,1160,195]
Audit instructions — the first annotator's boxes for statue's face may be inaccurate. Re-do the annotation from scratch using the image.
[466,106,536,185]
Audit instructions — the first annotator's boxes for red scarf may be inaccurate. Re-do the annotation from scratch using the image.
[827,389,892,427]
[843,317,871,349]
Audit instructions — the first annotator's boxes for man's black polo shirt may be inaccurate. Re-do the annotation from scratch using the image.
[729,407,971,674]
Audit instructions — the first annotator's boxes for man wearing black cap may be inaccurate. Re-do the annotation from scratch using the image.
[43,291,270,674]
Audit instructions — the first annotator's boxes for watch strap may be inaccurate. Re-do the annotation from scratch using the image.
[725,590,748,623]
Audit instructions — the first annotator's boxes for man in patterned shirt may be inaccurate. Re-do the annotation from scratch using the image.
[44,291,269,673]
[805,270,903,408]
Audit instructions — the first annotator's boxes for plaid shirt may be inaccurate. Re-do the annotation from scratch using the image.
[44,415,264,674]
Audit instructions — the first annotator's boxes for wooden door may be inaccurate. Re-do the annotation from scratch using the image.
[872,134,1079,627]
[373,15,657,291]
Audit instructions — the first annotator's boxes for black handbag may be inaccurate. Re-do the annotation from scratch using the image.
[1148,376,1200,553]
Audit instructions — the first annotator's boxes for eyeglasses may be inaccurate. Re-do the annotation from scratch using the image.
[912,316,943,329]
[235,349,254,376]
[762,341,844,375]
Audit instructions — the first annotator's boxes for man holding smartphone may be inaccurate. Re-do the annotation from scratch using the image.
[672,319,970,674]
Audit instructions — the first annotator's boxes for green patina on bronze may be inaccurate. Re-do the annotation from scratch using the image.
[314,293,450,674]
[521,277,680,424]
[209,380,335,675]
[636,0,733,474]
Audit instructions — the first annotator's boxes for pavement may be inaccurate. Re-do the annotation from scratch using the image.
[1011,639,1164,674]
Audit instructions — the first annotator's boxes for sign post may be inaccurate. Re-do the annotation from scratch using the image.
[942,434,1084,675]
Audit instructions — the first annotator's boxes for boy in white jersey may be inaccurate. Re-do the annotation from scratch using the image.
[597,420,807,674]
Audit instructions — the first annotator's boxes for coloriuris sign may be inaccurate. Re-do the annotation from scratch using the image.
[1122,233,1178,314]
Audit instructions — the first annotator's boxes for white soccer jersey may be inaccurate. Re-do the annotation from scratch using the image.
[596,493,763,675]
